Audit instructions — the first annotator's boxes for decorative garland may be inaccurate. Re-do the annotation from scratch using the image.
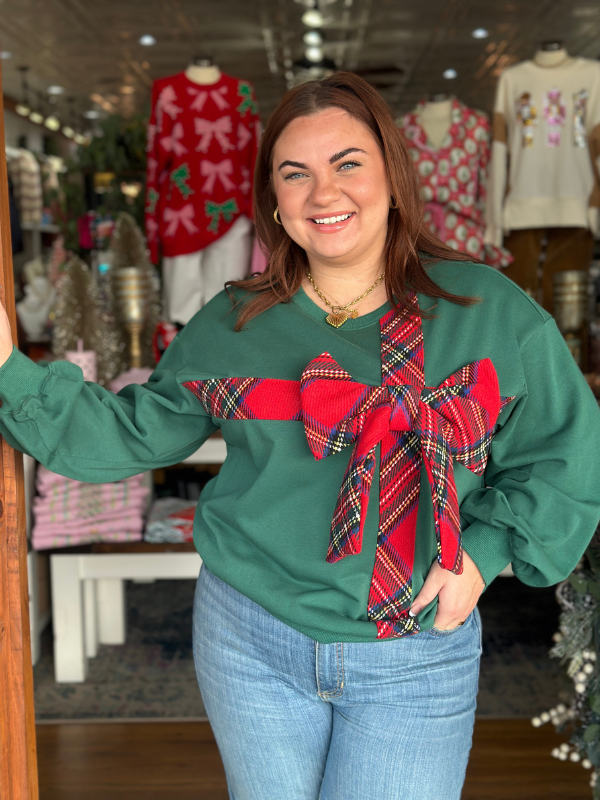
[532,529,600,794]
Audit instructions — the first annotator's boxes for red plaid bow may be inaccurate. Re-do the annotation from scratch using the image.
[301,352,502,569]
[184,299,511,638]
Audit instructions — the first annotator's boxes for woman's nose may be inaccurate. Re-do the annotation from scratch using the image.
[309,173,342,208]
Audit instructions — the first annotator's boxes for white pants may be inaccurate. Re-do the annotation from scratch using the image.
[162,215,252,325]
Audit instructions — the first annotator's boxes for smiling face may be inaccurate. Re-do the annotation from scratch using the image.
[271,107,391,271]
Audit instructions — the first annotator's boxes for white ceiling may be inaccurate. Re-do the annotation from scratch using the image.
[0,0,599,129]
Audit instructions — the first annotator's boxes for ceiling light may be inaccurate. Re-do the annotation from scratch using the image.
[471,28,489,39]
[84,109,100,119]
[16,104,31,116]
[29,111,44,124]
[44,116,61,131]
[47,85,65,95]
[0,51,13,60]
[443,68,458,79]
[306,46,324,62]
[302,9,325,27]
[62,126,75,138]
[303,31,322,46]
[139,34,156,46]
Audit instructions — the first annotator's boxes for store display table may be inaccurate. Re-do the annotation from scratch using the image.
[51,542,201,683]
[49,435,226,683]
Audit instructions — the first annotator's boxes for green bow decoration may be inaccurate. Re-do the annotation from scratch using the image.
[145,187,159,215]
[171,163,194,199]
[205,198,239,234]
[237,81,258,117]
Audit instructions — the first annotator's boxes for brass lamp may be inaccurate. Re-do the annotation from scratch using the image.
[113,267,148,368]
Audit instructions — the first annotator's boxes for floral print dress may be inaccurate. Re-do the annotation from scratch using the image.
[400,98,513,269]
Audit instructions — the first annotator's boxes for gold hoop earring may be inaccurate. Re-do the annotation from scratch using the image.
[273,206,283,225]
[389,196,399,210]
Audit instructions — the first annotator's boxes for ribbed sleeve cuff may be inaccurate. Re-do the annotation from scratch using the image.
[0,346,50,412]
[461,520,513,586]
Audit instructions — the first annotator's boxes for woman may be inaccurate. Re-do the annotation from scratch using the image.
[0,73,599,799]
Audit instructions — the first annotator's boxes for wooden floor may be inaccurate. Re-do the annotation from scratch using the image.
[36,719,591,800]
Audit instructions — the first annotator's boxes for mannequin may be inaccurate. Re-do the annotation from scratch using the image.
[485,43,600,313]
[145,59,261,324]
[533,41,572,68]
[185,56,222,86]
[400,96,512,269]
[418,95,452,150]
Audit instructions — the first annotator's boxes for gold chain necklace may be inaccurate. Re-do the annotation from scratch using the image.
[306,271,385,328]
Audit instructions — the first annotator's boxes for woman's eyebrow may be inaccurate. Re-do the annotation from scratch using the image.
[278,160,308,171]
[277,147,366,172]
[329,147,366,163]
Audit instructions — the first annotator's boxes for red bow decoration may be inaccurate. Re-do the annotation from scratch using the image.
[184,301,512,638]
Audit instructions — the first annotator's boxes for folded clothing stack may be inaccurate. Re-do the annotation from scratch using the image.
[32,466,150,550]
[144,498,197,544]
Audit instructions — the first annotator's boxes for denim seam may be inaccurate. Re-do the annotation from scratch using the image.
[316,642,344,699]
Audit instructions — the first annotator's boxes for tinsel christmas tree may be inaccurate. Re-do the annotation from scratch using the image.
[532,528,600,795]
[52,256,128,386]
[108,212,162,369]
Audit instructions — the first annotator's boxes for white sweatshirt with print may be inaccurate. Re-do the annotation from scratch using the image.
[485,58,600,246]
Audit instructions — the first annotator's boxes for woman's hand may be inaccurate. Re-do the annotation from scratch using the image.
[409,550,485,630]
[0,302,13,369]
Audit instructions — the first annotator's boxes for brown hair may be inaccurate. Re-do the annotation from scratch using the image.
[228,71,476,329]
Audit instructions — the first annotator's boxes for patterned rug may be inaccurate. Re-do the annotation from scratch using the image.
[34,576,569,721]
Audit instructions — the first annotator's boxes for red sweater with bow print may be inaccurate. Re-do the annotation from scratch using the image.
[145,71,261,263]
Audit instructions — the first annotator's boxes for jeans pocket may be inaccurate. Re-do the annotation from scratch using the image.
[429,625,462,637]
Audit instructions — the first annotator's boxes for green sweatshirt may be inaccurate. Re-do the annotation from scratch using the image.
[0,260,599,642]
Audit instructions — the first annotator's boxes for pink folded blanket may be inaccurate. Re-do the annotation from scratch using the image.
[32,465,149,550]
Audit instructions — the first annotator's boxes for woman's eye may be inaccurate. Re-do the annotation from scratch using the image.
[339,161,361,171]
[283,172,308,181]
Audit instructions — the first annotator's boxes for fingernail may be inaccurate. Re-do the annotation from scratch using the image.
[409,604,422,617]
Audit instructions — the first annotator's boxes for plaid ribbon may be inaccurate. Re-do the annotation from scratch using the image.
[184,295,512,638]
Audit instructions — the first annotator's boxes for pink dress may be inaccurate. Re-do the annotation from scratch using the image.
[400,98,513,269]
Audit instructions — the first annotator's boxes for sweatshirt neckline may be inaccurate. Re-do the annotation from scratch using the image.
[292,286,394,329]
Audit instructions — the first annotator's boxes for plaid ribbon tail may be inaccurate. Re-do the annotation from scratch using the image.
[369,429,423,639]
[423,448,463,574]
[326,443,377,563]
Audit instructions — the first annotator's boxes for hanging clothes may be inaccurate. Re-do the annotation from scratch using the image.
[7,148,43,225]
[162,215,253,325]
[145,71,261,265]
[400,98,513,269]
[7,172,23,255]
[485,57,600,247]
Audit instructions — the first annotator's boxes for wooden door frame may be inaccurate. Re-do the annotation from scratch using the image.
[0,63,40,799]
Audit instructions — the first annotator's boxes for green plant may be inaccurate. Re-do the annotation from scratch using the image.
[533,530,600,795]
[53,114,149,249]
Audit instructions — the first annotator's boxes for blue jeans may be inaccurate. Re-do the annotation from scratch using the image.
[193,566,481,800]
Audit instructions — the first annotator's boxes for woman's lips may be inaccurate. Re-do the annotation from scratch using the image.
[307,212,355,233]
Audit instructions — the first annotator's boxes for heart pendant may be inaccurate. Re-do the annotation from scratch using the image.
[326,310,349,328]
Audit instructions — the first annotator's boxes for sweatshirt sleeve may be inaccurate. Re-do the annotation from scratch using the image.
[484,71,510,248]
[0,333,217,482]
[460,318,600,587]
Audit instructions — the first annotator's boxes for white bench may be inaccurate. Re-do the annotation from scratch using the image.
[51,548,202,682]
[49,437,226,683]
